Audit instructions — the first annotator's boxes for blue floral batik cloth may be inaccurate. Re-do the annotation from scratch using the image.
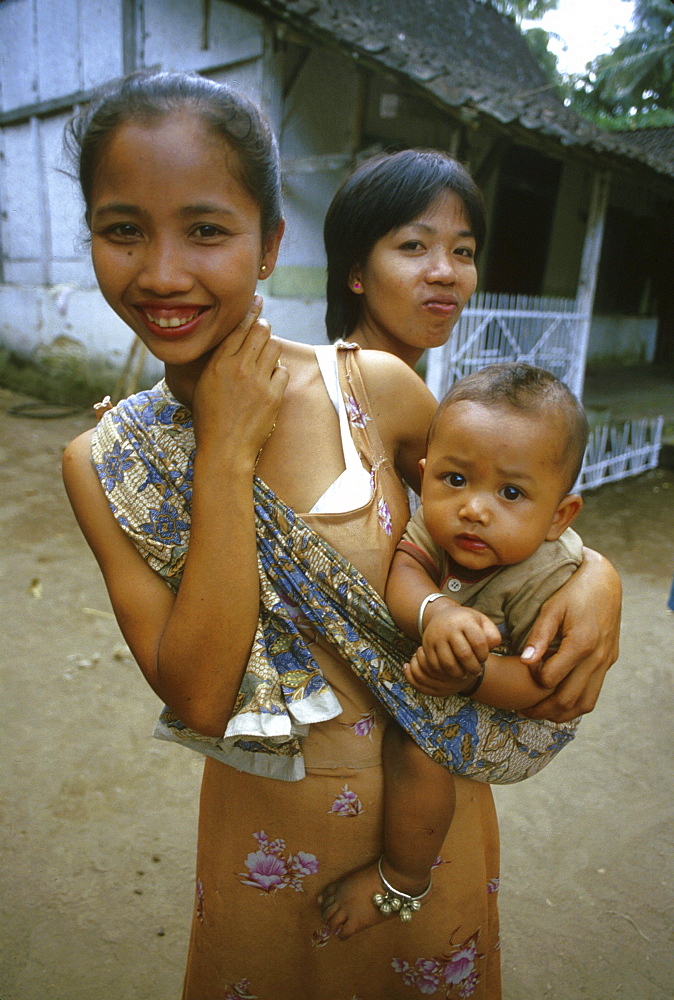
[92,379,579,782]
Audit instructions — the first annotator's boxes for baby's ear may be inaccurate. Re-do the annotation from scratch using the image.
[546,493,583,541]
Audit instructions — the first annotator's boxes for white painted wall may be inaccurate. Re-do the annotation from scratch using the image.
[587,314,658,366]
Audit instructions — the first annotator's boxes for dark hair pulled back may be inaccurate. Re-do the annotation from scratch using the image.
[64,70,283,239]
[324,149,486,342]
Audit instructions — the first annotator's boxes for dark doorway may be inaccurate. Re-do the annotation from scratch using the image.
[484,146,562,295]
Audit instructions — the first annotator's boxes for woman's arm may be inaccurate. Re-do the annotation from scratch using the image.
[519,547,621,721]
[63,304,288,738]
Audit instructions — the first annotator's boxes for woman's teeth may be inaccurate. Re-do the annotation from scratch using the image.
[145,311,199,328]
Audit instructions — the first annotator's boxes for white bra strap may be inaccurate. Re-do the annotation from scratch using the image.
[314,345,366,474]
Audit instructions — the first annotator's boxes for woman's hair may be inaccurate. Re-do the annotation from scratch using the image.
[64,70,282,239]
[324,149,486,342]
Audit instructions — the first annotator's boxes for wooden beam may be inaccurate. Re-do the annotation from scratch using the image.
[573,168,611,398]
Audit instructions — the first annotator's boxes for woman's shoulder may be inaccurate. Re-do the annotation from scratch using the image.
[355,349,437,419]
[62,426,96,475]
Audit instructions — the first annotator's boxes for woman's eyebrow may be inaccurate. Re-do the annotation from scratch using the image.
[399,221,475,239]
[92,202,237,218]
[92,202,141,217]
[179,203,236,216]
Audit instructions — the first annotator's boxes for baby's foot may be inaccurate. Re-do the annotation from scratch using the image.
[318,861,430,940]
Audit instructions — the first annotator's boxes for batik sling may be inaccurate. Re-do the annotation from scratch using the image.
[92,379,579,783]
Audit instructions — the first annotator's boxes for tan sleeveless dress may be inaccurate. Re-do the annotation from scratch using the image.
[182,345,501,1000]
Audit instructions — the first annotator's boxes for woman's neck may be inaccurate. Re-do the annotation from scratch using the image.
[164,356,210,408]
[346,325,423,370]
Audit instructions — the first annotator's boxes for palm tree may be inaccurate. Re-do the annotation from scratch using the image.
[576,0,674,118]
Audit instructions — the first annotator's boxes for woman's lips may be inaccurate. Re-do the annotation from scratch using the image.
[136,305,209,337]
[422,298,459,318]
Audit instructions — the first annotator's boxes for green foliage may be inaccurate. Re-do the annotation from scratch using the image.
[486,0,559,23]
[571,0,674,121]
[0,344,126,410]
[524,26,562,84]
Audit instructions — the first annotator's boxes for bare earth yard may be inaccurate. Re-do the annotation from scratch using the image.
[1,387,672,1000]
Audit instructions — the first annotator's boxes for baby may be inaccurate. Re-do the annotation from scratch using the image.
[320,362,588,937]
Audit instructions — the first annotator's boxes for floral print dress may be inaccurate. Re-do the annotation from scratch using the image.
[181,345,501,1000]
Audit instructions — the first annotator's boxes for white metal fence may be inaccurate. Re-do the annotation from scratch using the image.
[578,416,664,491]
[424,292,663,492]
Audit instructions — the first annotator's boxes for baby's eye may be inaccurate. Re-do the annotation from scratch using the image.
[500,485,523,501]
[444,473,466,488]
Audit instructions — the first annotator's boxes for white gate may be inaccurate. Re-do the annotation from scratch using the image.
[424,292,662,492]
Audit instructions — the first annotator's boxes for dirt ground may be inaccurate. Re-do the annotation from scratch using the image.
[1,385,672,1000]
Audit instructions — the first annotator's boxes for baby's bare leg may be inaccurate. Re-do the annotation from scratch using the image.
[318,721,455,939]
[382,721,456,887]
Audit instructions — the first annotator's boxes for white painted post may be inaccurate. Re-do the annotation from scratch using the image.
[573,168,611,399]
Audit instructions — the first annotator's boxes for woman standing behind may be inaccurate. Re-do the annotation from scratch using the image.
[324,149,621,714]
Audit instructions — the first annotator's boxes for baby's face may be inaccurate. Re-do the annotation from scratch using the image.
[420,400,572,570]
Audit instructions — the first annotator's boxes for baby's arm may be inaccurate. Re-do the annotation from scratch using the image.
[404,644,550,707]
[385,549,501,682]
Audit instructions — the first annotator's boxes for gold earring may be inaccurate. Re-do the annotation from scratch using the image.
[260,264,267,273]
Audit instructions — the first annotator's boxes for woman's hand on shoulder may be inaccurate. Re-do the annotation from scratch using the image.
[520,547,621,722]
[356,351,437,493]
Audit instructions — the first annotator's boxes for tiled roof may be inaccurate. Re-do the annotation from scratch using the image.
[238,0,674,182]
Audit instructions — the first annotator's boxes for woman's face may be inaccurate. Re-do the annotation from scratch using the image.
[89,111,282,374]
[349,191,478,367]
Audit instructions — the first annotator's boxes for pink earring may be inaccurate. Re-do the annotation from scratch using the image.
[352,281,361,291]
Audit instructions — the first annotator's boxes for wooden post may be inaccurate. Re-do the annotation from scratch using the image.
[573,168,611,399]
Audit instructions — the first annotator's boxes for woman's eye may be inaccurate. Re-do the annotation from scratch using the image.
[108,223,141,240]
[456,246,475,259]
[193,224,225,239]
[500,485,522,501]
[399,240,424,251]
[444,473,465,488]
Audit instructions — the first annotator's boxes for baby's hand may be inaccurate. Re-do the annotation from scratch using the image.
[404,646,479,697]
[418,601,501,682]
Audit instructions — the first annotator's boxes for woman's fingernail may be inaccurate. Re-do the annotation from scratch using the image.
[521,646,535,661]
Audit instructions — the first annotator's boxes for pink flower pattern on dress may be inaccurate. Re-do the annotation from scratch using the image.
[311,924,332,949]
[378,497,393,536]
[223,979,258,999]
[487,877,500,894]
[329,784,363,816]
[348,710,377,738]
[344,394,371,429]
[239,831,318,894]
[392,934,482,996]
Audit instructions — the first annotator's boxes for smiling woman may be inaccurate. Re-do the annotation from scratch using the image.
[87,112,283,395]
